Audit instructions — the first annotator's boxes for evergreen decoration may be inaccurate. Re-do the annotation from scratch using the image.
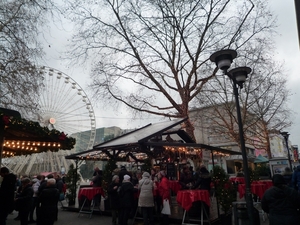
[141,158,152,173]
[254,164,270,178]
[102,158,117,195]
[0,113,76,153]
[212,166,237,215]
[248,167,259,182]
[65,164,81,206]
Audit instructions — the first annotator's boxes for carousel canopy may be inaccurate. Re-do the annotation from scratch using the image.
[0,108,76,158]
[65,118,241,161]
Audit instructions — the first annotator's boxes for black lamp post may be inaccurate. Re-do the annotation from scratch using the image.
[280,131,292,170]
[210,49,254,225]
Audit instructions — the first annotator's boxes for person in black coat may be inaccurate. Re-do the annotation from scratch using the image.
[282,167,293,188]
[38,174,54,195]
[261,174,300,225]
[118,175,136,225]
[36,178,59,225]
[55,174,64,193]
[0,167,17,225]
[193,166,212,191]
[179,166,194,189]
[118,166,130,184]
[15,177,34,225]
[108,175,121,225]
[92,168,103,207]
[192,166,211,218]
[92,168,103,187]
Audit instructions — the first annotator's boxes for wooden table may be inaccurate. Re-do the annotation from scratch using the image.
[238,184,267,200]
[176,190,211,225]
[252,180,273,189]
[230,177,245,184]
[169,180,182,194]
[78,187,104,218]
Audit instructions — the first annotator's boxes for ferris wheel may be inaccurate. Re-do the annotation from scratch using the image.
[36,66,96,151]
[2,66,96,176]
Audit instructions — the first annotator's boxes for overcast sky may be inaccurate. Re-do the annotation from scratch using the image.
[269,1,300,144]
[40,1,300,144]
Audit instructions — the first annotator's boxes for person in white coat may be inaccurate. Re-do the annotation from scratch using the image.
[138,172,154,225]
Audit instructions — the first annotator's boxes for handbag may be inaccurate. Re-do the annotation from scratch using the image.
[161,199,171,215]
[59,192,65,201]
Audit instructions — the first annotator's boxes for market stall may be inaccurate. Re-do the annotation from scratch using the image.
[65,118,242,222]
[66,118,241,173]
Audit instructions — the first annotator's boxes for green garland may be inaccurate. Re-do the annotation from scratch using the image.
[1,114,76,151]
[102,158,118,195]
[212,165,237,215]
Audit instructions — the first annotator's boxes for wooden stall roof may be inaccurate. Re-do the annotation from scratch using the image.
[65,118,241,161]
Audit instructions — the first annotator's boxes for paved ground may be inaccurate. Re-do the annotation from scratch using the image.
[4,194,269,225]
[6,209,151,225]
[6,210,112,225]
[5,209,180,225]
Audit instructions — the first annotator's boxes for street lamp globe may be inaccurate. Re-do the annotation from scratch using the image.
[209,49,237,71]
[228,67,252,88]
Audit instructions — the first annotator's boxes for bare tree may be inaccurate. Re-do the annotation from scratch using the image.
[244,53,291,158]
[195,45,292,158]
[63,0,277,140]
[0,0,55,117]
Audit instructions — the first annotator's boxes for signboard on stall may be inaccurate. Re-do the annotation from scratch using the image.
[269,157,289,177]
[166,163,177,180]
[202,149,210,161]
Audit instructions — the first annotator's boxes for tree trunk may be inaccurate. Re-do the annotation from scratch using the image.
[183,119,196,142]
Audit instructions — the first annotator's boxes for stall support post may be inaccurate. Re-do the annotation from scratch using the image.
[0,125,4,166]
[211,150,220,218]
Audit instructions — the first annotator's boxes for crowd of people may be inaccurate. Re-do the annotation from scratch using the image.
[178,165,211,191]
[0,167,66,225]
[4,161,300,225]
[107,166,170,225]
[0,164,213,225]
[104,164,212,225]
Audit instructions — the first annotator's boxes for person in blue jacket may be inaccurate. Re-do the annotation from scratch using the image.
[291,165,300,191]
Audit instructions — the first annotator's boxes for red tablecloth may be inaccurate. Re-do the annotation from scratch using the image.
[169,180,182,194]
[238,184,267,199]
[252,180,273,189]
[176,190,210,211]
[229,177,245,184]
[78,187,105,201]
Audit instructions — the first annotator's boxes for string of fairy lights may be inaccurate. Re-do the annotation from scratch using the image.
[81,151,148,161]
[2,140,63,157]
[77,146,230,160]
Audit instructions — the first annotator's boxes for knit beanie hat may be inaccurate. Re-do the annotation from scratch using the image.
[32,178,38,183]
[123,174,130,181]
[272,174,285,186]
[112,175,119,182]
[142,172,150,178]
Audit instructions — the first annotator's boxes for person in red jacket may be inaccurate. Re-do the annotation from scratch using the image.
[157,170,170,225]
